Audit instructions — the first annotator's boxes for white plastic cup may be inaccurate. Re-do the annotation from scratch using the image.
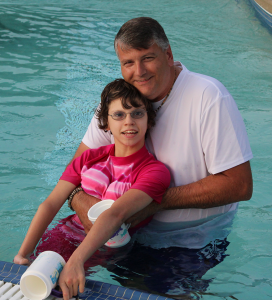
[87,200,131,248]
[20,251,65,300]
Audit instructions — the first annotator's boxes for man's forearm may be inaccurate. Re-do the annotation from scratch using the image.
[126,162,253,227]
[71,191,101,233]
[161,161,253,210]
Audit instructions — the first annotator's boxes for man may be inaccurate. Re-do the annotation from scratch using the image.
[68,17,253,248]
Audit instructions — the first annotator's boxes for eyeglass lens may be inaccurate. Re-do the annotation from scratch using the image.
[110,109,146,120]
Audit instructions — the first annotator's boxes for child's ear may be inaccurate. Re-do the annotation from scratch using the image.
[105,128,113,135]
[104,124,110,132]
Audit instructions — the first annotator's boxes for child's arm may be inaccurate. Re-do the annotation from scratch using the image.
[59,188,153,300]
[14,180,76,265]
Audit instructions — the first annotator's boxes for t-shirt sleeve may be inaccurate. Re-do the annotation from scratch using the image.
[201,85,253,175]
[131,162,171,203]
[82,107,114,148]
[59,150,93,186]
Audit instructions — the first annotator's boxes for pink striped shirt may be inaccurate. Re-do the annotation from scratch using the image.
[61,144,170,204]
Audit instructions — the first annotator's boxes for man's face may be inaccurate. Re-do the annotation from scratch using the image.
[117,43,174,102]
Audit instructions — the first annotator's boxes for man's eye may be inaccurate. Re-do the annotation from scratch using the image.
[124,61,133,66]
[144,56,154,61]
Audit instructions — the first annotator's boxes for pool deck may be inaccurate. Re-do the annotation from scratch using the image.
[254,0,272,14]
[250,0,272,29]
[0,260,173,300]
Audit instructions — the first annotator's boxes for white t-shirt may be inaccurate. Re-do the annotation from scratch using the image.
[82,62,253,245]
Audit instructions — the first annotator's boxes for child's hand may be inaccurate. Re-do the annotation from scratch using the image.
[13,254,30,266]
[59,260,85,300]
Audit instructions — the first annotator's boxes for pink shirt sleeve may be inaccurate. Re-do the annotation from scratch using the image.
[59,150,92,186]
[59,145,113,186]
[131,162,171,203]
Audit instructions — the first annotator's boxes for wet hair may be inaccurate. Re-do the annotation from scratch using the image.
[96,79,156,130]
[114,17,169,54]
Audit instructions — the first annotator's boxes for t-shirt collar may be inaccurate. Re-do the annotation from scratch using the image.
[109,144,148,165]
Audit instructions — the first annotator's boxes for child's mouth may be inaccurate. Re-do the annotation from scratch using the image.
[122,130,138,137]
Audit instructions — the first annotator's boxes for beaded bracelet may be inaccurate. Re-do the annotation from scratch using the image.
[67,187,83,211]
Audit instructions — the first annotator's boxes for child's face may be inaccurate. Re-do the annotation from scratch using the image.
[107,98,148,157]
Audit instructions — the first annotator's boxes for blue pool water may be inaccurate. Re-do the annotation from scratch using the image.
[1,0,272,299]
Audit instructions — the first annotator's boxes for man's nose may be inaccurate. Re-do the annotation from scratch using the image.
[135,62,146,77]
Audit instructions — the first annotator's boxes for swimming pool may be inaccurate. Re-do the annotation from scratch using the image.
[0,0,272,299]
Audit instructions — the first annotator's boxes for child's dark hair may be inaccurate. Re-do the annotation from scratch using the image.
[96,79,156,130]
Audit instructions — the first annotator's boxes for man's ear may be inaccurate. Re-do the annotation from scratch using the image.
[165,45,174,67]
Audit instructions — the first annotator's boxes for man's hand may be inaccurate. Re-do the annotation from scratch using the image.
[71,190,101,234]
[59,260,85,300]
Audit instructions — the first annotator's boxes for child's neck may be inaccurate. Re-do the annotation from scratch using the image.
[114,141,145,157]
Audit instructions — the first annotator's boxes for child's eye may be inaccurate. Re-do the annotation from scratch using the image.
[110,111,126,120]
[114,112,125,117]
[134,111,143,116]
[131,109,146,118]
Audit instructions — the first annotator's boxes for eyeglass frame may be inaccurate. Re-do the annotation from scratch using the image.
[108,108,148,121]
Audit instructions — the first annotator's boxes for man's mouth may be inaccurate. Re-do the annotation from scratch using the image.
[135,76,153,85]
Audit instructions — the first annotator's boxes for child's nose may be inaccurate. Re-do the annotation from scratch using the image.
[124,113,135,124]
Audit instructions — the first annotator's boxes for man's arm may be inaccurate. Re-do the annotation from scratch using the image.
[71,190,101,233]
[126,161,253,227]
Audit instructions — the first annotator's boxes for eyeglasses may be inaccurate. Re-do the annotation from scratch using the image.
[108,109,147,121]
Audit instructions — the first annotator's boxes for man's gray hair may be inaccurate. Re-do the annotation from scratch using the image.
[114,17,169,54]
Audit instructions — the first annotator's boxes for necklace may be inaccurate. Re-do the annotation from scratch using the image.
[154,68,177,114]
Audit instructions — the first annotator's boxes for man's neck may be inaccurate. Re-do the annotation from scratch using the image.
[152,65,181,103]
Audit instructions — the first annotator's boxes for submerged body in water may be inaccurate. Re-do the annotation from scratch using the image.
[33,211,234,298]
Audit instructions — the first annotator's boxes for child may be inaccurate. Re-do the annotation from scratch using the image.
[14,79,171,300]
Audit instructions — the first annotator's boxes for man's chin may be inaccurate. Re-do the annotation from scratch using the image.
[137,88,156,101]
[130,81,158,101]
